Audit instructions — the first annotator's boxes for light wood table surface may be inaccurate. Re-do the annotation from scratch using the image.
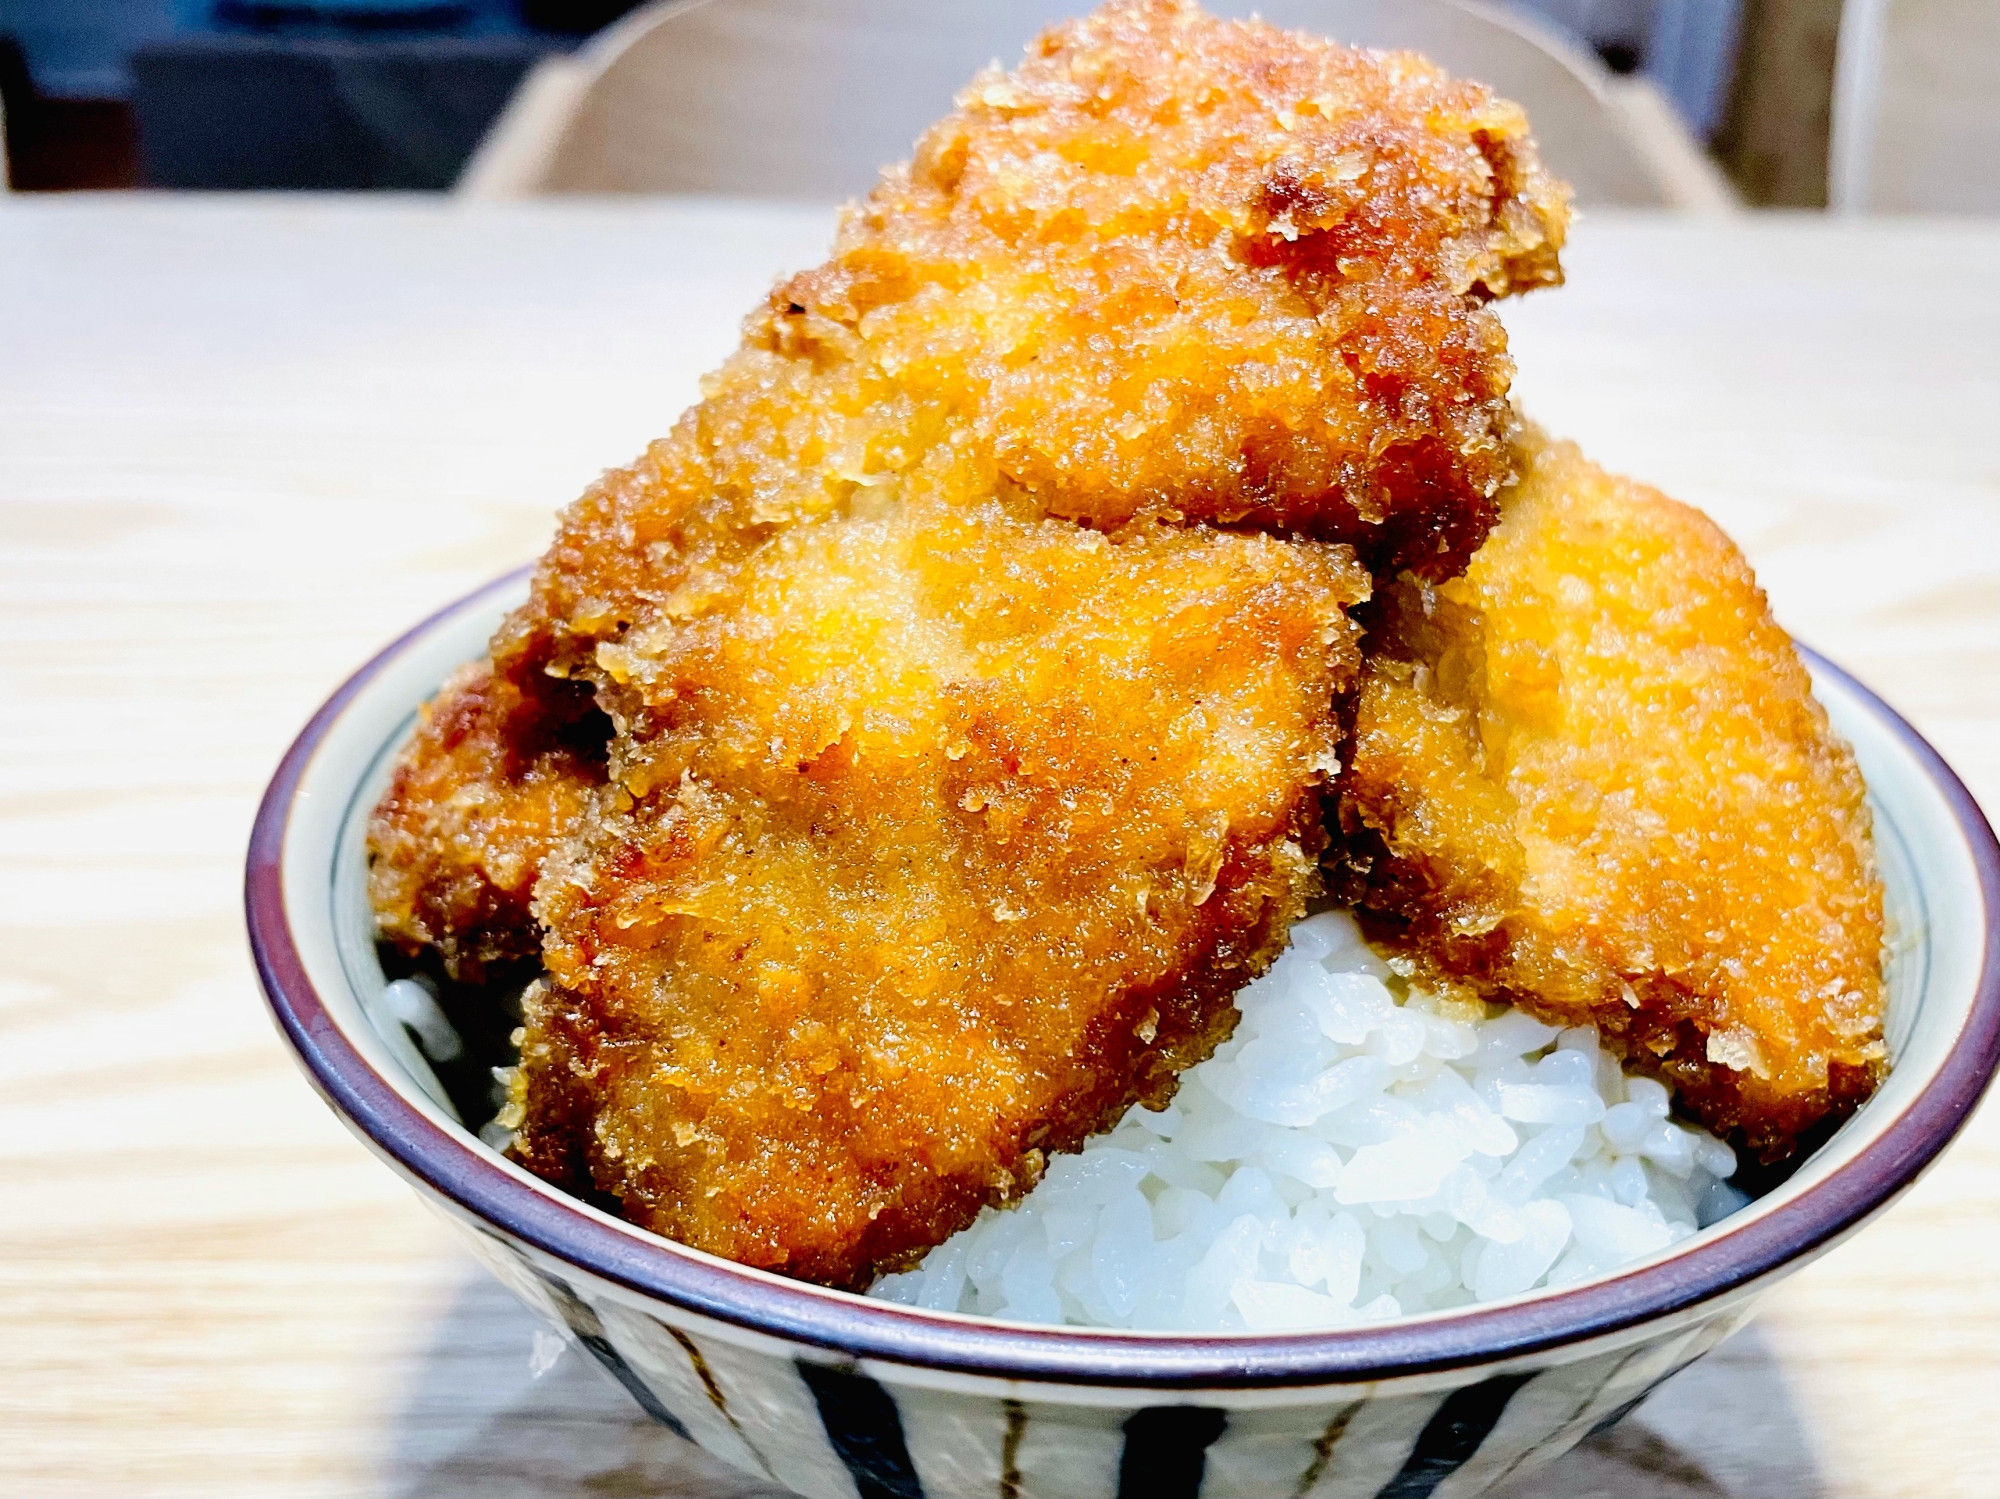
[1,198,1995,1499]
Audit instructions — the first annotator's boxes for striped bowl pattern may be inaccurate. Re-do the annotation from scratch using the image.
[247,574,2000,1499]
[455,1216,1755,1499]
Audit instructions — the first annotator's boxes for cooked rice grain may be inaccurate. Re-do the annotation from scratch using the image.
[870,912,1744,1330]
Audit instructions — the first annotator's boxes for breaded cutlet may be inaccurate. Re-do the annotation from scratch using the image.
[1332,429,1886,1158]
[513,493,1365,1286]
[371,0,1573,1283]
[370,0,1568,989]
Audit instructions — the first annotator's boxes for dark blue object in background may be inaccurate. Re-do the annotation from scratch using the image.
[131,30,557,188]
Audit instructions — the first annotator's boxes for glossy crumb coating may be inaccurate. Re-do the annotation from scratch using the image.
[808,0,1571,572]
[366,660,606,982]
[501,0,1568,695]
[1332,431,1886,1158]
[369,0,1570,993]
[511,492,1367,1287]
[370,0,1578,1286]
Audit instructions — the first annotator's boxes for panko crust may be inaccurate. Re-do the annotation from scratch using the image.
[369,0,1578,1286]
[809,0,1571,569]
[513,493,1367,1287]
[502,0,1567,695]
[377,0,1569,987]
[1332,430,1887,1158]
[366,660,605,982]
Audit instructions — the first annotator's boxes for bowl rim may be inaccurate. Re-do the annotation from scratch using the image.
[246,569,2000,1390]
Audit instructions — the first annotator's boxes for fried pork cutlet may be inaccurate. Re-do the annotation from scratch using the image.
[505,0,1575,693]
[782,0,1570,570]
[369,0,1575,1285]
[1333,431,1886,1159]
[368,660,605,983]
[513,494,1366,1286]
[369,0,1569,977]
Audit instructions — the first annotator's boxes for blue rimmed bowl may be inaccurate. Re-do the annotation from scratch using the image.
[247,571,1999,1499]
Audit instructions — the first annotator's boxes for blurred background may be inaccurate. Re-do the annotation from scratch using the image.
[0,0,1992,211]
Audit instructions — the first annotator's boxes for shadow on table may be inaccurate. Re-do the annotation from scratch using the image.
[384,1269,1827,1499]
[382,1269,785,1499]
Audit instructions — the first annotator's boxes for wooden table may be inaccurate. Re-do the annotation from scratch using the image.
[1,197,1994,1499]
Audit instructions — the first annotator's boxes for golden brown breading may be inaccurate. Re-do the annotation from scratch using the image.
[1332,430,1886,1158]
[371,0,1577,1285]
[503,0,1569,695]
[812,0,1569,566]
[371,0,1568,986]
[367,660,604,982]
[511,492,1366,1287]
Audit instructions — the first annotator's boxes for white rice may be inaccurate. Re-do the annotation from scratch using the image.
[870,911,1747,1331]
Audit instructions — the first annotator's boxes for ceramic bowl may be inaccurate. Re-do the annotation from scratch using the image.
[247,570,1999,1499]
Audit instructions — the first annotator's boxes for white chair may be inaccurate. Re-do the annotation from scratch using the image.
[1829,0,2000,213]
[459,0,1735,209]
